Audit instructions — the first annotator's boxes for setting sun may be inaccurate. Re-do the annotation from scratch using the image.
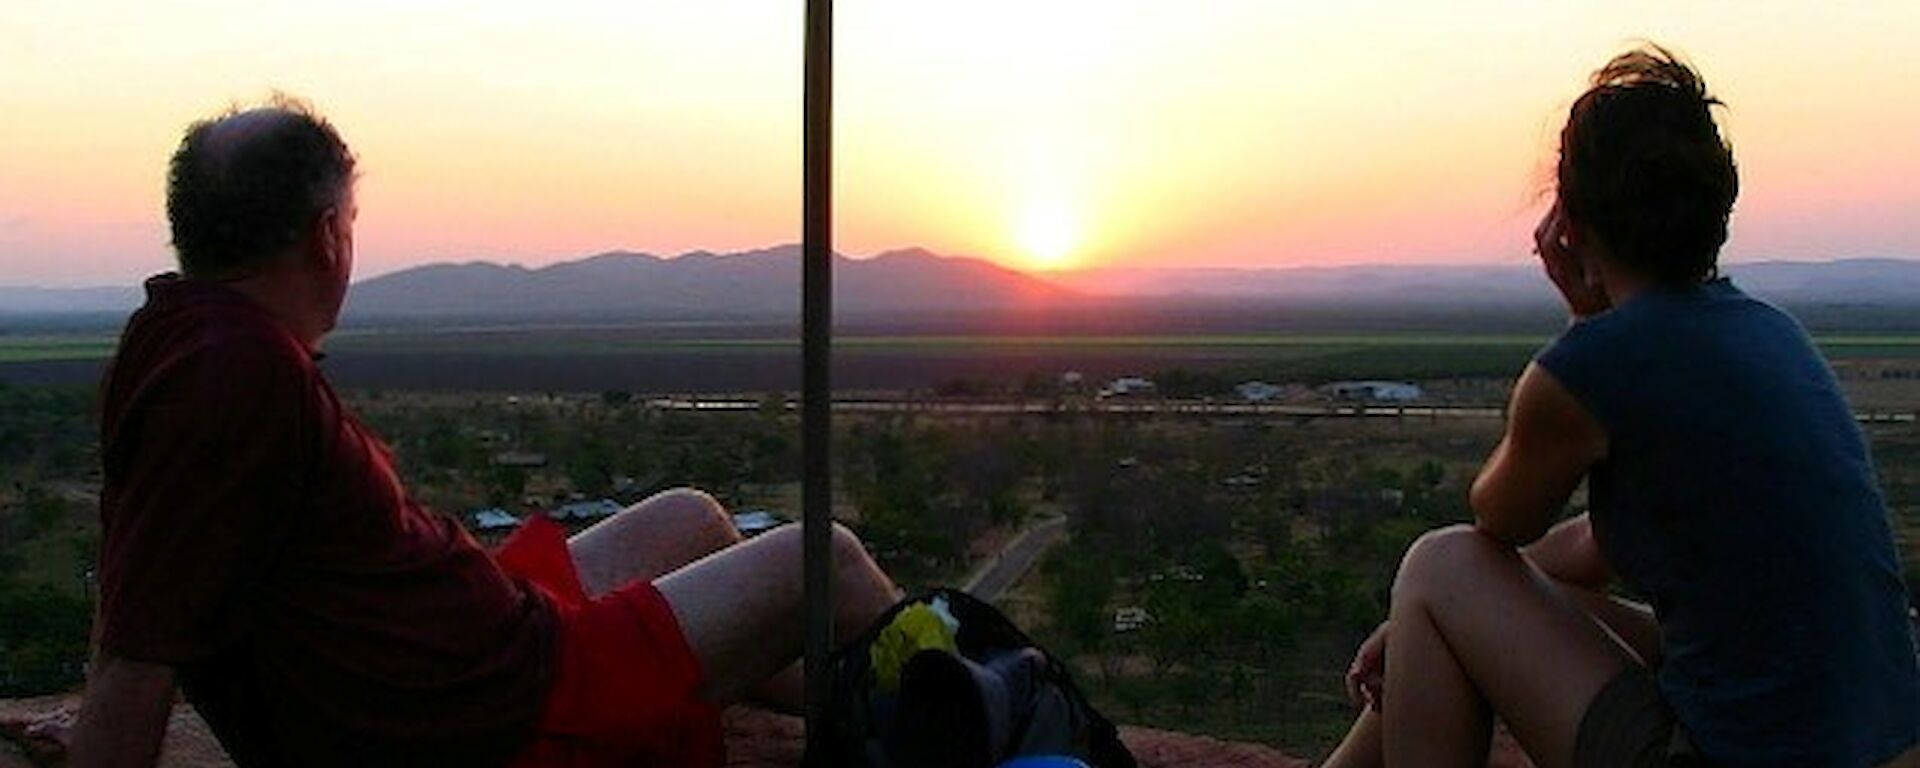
[1014,192,1081,272]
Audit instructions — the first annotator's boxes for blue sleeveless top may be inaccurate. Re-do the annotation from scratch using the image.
[1536,278,1918,766]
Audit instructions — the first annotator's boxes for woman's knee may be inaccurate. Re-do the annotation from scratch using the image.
[1394,524,1518,601]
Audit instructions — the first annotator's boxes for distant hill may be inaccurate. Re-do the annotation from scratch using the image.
[0,286,140,315]
[3,252,1916,328]
[1055,258,1920,308]
[341,245,1077,321]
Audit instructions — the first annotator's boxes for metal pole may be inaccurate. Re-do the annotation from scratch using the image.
[801,0,835,747]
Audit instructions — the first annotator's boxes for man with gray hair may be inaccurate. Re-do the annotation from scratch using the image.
[71,98,901,767]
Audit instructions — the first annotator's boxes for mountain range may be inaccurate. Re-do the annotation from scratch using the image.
[342,245,1071,320]
[1052,258,1920,308]
[4,246,1917,323]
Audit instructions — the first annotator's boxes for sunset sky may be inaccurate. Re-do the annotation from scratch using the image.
[3,1,1916,286]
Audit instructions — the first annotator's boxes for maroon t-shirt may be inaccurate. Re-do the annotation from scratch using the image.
[97,275,556,765]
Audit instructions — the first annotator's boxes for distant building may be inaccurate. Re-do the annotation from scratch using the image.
[469,507,520,532]
[548,498,622,522]
[1235,381,1286,402]
[1114,606,1152,634]
[1321,380,1423,402]
[1222,473,1264,489]
[1098,377,1156,399]
[732,509,787,537]
[1148,565,1204,584]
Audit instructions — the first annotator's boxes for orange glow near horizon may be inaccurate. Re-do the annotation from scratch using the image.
[2,1,1918,286]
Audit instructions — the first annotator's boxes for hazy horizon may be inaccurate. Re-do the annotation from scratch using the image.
[4,244,1918,293]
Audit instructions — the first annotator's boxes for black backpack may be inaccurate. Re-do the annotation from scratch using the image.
[804,588,1136,768]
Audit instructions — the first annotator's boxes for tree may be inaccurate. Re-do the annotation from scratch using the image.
[1150,368,1229,399]
[1232,593,1296,662]
[1141,581,1213,674]
[488,466,528,507]
[955,433,1023,526]
[0,581,91,695]
[1044,546,1114,653]
[1019,371,1062,399]
[566,435,618,496]
[1190,543,1249,602]
[1416,459,1446,491]
[20,484,66,537]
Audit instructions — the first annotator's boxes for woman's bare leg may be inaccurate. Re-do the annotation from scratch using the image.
[1324,708,1383,768]
[656,523,902,706]
[1324,525,1641,768]
[1566,590,1660,668]
[1322,589,1656,768]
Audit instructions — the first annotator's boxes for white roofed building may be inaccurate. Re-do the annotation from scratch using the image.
[1098,377,1157,399]
[1321,380,1424,402]
[469,507,521,532]
[1235,381,1285,402]
[732,510,787,537]
[548,498,623,522]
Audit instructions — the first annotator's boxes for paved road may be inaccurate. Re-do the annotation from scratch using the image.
[963,515,1069,603]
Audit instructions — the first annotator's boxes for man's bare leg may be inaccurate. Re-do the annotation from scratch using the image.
[1322,525,1643,768]
[656,523,902,706]
[563,488,816,709]
[566,488,743,595]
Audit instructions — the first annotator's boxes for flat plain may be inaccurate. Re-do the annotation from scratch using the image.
[5,329,1917,395]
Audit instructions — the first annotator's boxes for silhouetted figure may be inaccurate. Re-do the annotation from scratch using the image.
[1324,45,1919,768]
[69,97,903,768]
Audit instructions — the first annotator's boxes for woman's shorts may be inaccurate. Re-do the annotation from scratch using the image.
[1575,667,1700,768]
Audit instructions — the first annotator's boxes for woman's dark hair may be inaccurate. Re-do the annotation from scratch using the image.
[1558,44,1738,286]
[166,96,356,277]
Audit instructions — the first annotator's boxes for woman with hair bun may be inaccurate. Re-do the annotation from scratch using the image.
[1322,44,1919,768]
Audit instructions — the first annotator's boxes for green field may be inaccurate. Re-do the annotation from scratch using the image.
[322,332,1561,356]
[5,331,1919,364]
[0,335,117,363]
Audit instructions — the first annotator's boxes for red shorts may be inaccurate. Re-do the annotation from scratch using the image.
[494,516,723,768]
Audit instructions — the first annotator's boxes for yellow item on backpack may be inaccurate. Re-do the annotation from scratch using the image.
[871,602,959,693]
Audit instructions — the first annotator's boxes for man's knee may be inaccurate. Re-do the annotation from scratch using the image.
[758,522,869,566]
[1394,524,1516,600]
[646,487,740,546]
[829,522,870,565]
[756,522,879,583]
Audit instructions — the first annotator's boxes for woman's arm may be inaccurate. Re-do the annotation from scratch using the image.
[1470,363,1608,547]
[69,653,175,768]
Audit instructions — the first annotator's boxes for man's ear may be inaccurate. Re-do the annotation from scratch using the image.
[306,207,346,272]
